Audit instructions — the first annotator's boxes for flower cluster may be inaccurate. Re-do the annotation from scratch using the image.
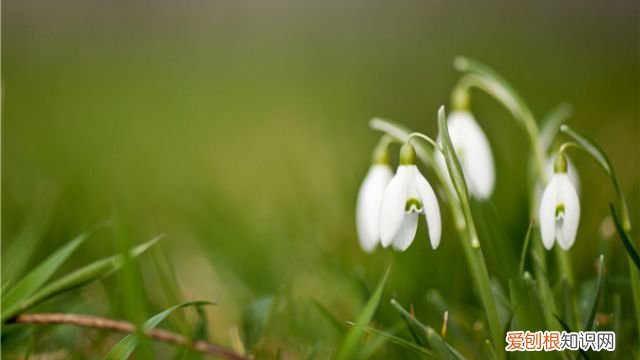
[356,108,582,253]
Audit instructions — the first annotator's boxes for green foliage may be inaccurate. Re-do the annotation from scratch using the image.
[103,300,213,360]
[335,267,390,360]
[610,204,640,270]
[2,236,159,323]
[241,295,276,352]
[2,232,90,322]
[355,324,435,357]
[583,255,605,331]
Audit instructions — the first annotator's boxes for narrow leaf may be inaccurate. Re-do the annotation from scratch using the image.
[554,315,590,360]
[390,299,465,360]
[583,255,606,331]
[104,300,214,360]
[4,237,160,322]
[242,295,275,351]
[610,204,640,270]
[352,323,435,357]
[2,232,89,319]
[436,106,468,200]
[335,266,390,360]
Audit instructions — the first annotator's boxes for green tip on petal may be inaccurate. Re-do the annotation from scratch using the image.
[555,204,565,218]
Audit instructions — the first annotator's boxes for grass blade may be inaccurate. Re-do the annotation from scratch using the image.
[335,266,390,360]
[242,295,275,352]
[583,255,606,331]
[2,232,89,321]
[351,323,435,357]
[103,300,214,360]
[610,204,640,270]
[390,299,464,360]
[7,236,160,321]
[554,315,589,360]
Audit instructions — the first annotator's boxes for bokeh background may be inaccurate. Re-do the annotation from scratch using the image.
[3,0,638,357]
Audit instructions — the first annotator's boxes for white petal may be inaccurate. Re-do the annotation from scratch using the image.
[392,212,419,251]
[447,111,496,199]
[539,174,562,249]
[557,174,580,250]
[356,164,393,252]
[566,159,581,194]
[414,168,442,249]
[379,166,412,247]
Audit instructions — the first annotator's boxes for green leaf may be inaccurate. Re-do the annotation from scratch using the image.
[335,266,390,360]
[2,232,89,321]
[103,300,214,360]
[583,255,606,331]
[5,236,160,322]
[610,204,640,270]
[242,295,275,351]
[436,106,468,201]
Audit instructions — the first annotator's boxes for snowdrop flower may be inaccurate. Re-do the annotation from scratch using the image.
[356,139,393,252]
[380,143,441,251]
[437,111,495,199]
[539,154,580,250]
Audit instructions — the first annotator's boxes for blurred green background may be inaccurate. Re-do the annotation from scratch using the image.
[2,0,638,357]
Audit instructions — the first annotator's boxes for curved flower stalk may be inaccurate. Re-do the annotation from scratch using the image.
[379,143,441,251]
[539,154,581,250]
[356,137,394,252]
[436,111,496,199]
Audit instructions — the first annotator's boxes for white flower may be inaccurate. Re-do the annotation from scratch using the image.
[356,164,393,252]
[437,111,495,199]
[539,172,580,250]
[379,159,441,251]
